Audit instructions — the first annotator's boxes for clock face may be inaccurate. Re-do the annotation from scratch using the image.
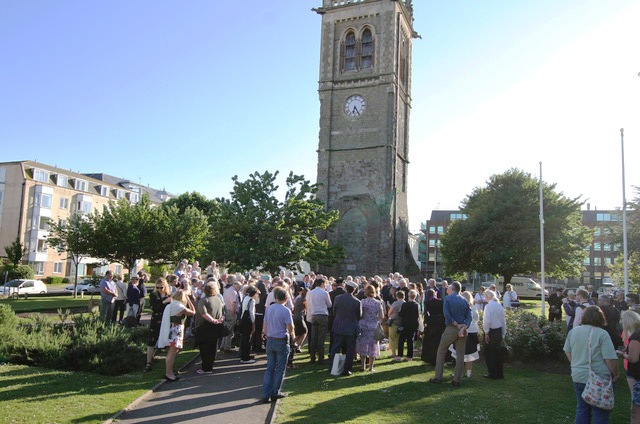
[344,95,366,117]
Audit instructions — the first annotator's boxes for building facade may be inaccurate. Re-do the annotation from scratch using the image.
[314,0,419,276]
[421,208,623,287]
[0,161,170,280]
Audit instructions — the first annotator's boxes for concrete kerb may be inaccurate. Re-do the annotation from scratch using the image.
[102,352,201,424]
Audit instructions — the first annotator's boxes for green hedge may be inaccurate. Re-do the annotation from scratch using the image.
[1,264,35,281]
[44,276,66,285]
[0,305,148,375]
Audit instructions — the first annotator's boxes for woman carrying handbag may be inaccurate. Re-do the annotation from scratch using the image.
[563,305,618,423]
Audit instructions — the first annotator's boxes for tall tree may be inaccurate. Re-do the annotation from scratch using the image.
[209,171,342,274]
[4,237,26,265]
[440,168,591,287]
[90,195,210,274]
[611,186,640,291]
[47,213,94,298]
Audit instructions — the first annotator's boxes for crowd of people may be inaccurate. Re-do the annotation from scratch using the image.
[98,264,640,422]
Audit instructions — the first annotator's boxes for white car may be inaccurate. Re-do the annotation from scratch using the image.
[65,280,100,294]
[1,279,48,296]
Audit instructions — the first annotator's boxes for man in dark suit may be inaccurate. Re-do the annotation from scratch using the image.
[328,281,361,376]
[329,277,347,352]
[253,275,270,353]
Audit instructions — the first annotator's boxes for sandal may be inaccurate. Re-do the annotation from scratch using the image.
[143,363,152,372]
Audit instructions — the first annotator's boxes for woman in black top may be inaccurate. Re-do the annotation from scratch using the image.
[145,278,172,372]
[421,289,445,365]
[396,289,420,361]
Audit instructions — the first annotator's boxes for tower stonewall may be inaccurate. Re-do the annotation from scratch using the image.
[314,0,419,276]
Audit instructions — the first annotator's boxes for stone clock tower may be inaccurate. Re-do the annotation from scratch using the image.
[314,0,418,276]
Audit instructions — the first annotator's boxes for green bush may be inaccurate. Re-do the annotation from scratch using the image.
[504,310,564,361]
[1,264,35,280]
[44,276,65,285]
[1,311,148,375]
[0,305,20,361]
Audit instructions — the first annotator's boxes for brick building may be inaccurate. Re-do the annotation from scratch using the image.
[0,160,171,280]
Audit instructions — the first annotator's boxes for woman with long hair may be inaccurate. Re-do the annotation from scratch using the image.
[158,289,196,381]
[356,285,384,372]
[145,278,172,372]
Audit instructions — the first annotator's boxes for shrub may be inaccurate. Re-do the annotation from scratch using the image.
[504,310,564,361]
[2,311,148,375]
[1,264,35,280]
[44,276,65,285]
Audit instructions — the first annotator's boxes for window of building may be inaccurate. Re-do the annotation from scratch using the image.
[39,217,50,231]
[59,197,69,209]
[53,262,63,274]
[114,265,122,276]
[361,29,374,69]
[344,31,356,71]
[429,239,435,247]
[34,169,50,183]
[34,262,45,275]
[129,192,139,203]
[37,193,52,208]
[76,179,89,192]
[614,243,621,251]
[594,257,602,266]
[593,228,601,236]
[116,189,125,200]
[602,227,611,236]
[437,226,444,234]
[58,218,67,228]
[77,200,92,214]
[57,174,68,187]
[77,263,86,276]
[36,239,48,253]
[450,213,467,221]
[429,226,435,234]
[604,258,612,266]
[100,186,109,197]
[604,243,611,251]
[593,243,601,251]
[583,257,591,265]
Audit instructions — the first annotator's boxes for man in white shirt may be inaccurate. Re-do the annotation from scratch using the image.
[221,276,242,351]
[306,277,332,365]
[482,289,506,379]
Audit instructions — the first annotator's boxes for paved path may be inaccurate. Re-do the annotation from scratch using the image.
[109,351,275,424]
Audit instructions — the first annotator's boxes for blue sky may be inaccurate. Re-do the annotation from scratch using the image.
[2,1,639,232]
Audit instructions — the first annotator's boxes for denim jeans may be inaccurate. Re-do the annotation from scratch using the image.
[262,338,290,400]
[573,382,611,424]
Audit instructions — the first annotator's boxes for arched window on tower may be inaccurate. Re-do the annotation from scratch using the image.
[345,32,357,71]
[361,29,374,69]
[342,31,356,71]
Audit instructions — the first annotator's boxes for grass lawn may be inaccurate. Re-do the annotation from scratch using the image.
[276,348,632,424]
[0,348,198,424]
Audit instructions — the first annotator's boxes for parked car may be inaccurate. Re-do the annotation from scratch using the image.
[64,279,100,294]
[1,279,48,296]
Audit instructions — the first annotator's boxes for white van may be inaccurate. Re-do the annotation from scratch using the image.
[1,279,48,297]
[498,276,548,299]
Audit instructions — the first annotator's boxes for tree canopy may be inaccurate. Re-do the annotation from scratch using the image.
[440,168,590,286]
[90,195,210,273]
[47,212,95,296]
[611,187,640,291]
[208,171,342,274]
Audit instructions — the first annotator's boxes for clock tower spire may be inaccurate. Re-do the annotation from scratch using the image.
[314,0,419,276]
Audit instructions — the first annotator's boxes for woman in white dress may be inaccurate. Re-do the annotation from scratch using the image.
[158,290,195,381]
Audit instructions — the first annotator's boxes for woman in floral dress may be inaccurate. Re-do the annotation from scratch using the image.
[356,285,384,372]
[158,289,195,381]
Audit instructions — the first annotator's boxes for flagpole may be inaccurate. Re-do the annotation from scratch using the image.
[539,161,546,316]
[621,128,629,295]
